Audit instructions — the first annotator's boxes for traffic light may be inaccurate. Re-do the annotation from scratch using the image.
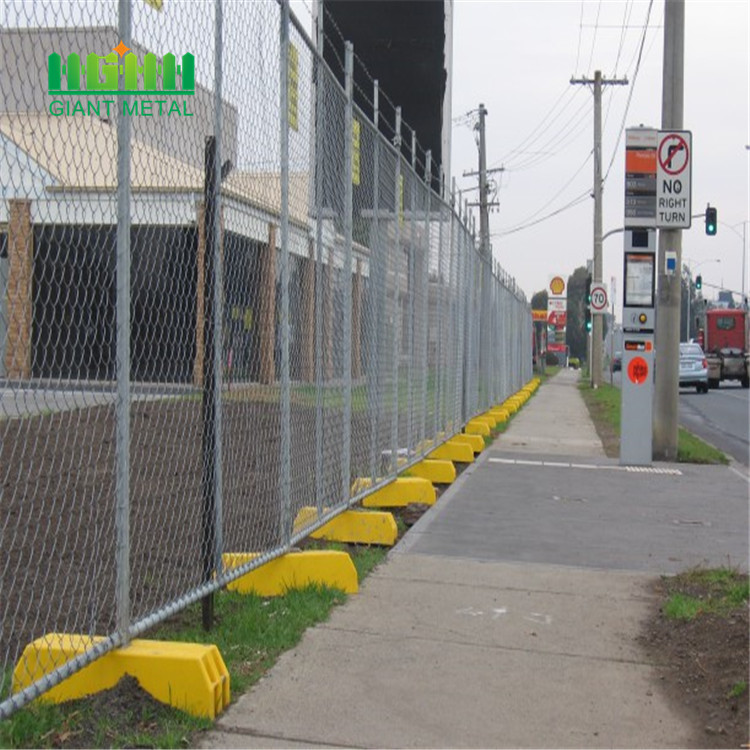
[705,205,717,236]
[695,274,702,290]
[585,311,592,333]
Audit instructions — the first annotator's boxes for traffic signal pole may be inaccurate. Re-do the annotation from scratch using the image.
[653,0,685,460]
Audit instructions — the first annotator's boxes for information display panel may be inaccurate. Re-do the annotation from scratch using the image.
[624,251,655,309]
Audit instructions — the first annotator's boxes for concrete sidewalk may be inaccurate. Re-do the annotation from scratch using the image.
[201,369,748,749]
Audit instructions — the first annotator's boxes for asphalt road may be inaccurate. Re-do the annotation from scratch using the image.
[610,370,749,467]
[679,382,749,467]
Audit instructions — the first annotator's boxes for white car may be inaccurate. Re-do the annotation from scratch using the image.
[679,342,709,393]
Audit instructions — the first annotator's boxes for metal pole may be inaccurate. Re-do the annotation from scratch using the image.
[407,131,416,453]
[279,0,292,538]
[592,70,603,388]
[314,0,324,515]
[115,0,132,644]
[420,151,431,447]
[211,0,224,585]
[201,136,217,631]
[686,265,691,341]
[390,107,402,473]
[342,42,354,504]
[434,163,444,439]
[367,79,382,483]
[654,0,685,460]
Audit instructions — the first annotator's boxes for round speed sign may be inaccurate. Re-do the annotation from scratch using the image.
[590,284,609,312]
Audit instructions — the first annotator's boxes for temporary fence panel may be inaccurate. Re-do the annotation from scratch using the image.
[0,0,531,718]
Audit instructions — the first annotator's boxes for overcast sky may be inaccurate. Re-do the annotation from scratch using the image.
[449,0,748,312]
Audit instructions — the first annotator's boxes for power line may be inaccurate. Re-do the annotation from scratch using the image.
[490,190,591,238]
[602,0,655,184]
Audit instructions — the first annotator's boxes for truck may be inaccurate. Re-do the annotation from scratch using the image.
[698,308,750,389]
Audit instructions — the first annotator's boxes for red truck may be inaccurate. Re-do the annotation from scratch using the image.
[698,308,750,389]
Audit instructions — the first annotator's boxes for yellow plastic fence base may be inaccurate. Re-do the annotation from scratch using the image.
[451,433,484,454]
[488,408,510,423]
[294,507,398,546]
[503,400,520,414]
[406,459,456,485]
[223,550,358,596]
[428,438,474,464]
[359,477,437,508]
[13,635,230,719]
[465,419,490,436]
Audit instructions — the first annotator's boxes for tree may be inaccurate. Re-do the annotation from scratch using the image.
[530,289,548,312]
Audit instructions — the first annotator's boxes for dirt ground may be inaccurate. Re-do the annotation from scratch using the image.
[639,574,749,749]
[1,394,403,675]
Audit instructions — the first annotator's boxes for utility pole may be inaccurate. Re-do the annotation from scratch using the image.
[653,0,685,460]
[571,71,628,388]
[463,104,502,257]
[463,104,502,405]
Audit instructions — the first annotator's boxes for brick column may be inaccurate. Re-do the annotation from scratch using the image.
[352,258,362,379]
[193,202,205,387]
[300,239,315,382]
[5,200,33,379]
[259,222,277,385]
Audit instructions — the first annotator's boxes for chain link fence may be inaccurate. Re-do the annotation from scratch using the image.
[0,0,532,718]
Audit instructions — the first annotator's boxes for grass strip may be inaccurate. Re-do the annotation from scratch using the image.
[663,567,749,621]
[578,379,729,464]
[0,545,388,749]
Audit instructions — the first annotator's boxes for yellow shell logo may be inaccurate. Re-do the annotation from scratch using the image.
[549,276,566,296]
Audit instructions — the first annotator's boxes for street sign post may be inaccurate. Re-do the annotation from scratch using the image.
[656,130,692,229]
[590,283,609,314]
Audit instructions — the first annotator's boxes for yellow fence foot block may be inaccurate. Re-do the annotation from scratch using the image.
[223,550,358,596]
[488,408,510,423]
[428,439,474,464]
[451,433,484,454]
[465,419,490,436]
[359,477,437,507]
[294,507,398,546]
[407,459,456,485]
[13,635,230,719]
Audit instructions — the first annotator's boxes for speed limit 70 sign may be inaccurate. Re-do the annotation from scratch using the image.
[590,283,609,314]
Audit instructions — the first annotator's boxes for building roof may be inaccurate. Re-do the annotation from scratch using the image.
[0,113,311,225]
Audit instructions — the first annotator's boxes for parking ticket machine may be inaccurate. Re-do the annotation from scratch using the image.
[621,229,656,465]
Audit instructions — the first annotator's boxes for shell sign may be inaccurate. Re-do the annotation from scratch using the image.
[548,275,566,297]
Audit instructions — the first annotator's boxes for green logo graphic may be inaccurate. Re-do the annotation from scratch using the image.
[48,41,194,96]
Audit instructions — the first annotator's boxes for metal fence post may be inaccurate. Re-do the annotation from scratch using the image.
[420,151,431,447]
[279,0,292,544]
[115,0,132,644]
[211,0,224,591]
[433,165,444,439]
[390,107,402,473]
[367,79,382,484]
[314,6,325,518]
[406,130,416,454]
[342,41,354,504]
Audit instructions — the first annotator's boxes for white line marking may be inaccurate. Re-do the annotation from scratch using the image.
[729,465,750,483]
[488,458,682,475]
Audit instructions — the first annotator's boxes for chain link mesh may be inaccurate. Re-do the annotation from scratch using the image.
[0,0,532,717]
